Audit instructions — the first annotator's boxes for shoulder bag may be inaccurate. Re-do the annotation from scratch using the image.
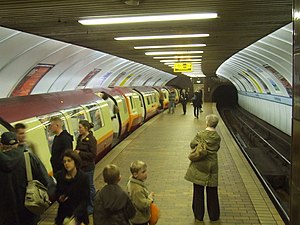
[24,152,51,215]
[188,138,208,162]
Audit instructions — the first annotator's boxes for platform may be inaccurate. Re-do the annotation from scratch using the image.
[38,103,285,225]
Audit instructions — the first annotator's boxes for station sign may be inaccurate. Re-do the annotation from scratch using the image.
[173,63,193,72]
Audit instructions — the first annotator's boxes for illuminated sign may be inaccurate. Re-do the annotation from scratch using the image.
[173,63,192,72]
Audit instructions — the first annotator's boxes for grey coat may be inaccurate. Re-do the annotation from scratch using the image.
[184,129,221,187]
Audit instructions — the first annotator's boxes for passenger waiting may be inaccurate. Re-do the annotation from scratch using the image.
[14,123,36,153]
[184,114,221,222]
[49,117,73,176]
[127,160,154,225]
[0,132,55,225]
[93,164,136,225]
[74,120,97,215]
[55,150,89,225]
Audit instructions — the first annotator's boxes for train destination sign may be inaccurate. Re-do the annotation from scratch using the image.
[173,63,193,72]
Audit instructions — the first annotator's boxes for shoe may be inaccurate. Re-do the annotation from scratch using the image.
[195,218,203,223]
[200,110,203,113]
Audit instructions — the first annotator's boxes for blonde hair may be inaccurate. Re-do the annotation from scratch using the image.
[205,114,219,128]
[103,164,120,184]
[130,160,147,174]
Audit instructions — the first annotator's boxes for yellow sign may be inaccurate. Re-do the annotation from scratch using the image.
[173,63,193,72]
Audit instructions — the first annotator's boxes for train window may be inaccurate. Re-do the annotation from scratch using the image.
[129,96,136,109]
[85,104,104,131]
[147,96,151,105]
[139,95,143,107]
[38,113,67,154]
[121,97,127,114]
[0,124,9,137]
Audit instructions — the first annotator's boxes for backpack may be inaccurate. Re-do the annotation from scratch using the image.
[24,152,50,215]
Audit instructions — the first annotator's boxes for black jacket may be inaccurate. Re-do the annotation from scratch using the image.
[93,184,136,225]
[75,133,97,172]
[50,130,73,174]
[55,169,89,225]
[0,146,55,225]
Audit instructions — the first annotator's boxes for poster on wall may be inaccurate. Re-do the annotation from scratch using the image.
[77,68,101,89]
[245,69,271,94]
[120,74,134,86]
[263,64,292,97]
[129,74,142,86]
[11,64,54,96]
[98,71,112,86]
[109,71,126,87]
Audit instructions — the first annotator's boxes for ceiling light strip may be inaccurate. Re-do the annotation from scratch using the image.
[154,55,202,59]
[134,44,206,49]
[115,34,209,40]
[79,13,218,25]
[146,51,203,55]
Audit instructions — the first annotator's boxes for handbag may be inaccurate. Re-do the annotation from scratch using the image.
[149,203,160,225]
[188,138,208,162]
[24,152,50,215]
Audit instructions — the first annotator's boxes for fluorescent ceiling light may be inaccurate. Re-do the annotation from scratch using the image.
[154,55,202,59]
[115,34,209,40]
[134,44,206,49]
[160,59,202,62]
[79,13,218,25]
[146,51,203,55]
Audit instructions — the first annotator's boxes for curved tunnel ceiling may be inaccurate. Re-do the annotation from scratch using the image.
[217,23,292,99]
[0,0,292,77]
[0,26,175,98]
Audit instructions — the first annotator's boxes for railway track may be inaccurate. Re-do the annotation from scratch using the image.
[218,106,290,224]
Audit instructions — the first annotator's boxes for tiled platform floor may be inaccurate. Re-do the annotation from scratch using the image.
[39,103,285,225]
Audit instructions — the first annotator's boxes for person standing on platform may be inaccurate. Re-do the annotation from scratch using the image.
[168,90,176,114]
[180,89,189,115]
[49,117,73,176]
[74,120,97,215]
[192,89,203,118]
[127,160,154,225]
[184,114,221,222]
[55,150,89,225]
[93,164,136,225]
[14,123,36,153]
[159,90,164,111]
[0,132,55,225]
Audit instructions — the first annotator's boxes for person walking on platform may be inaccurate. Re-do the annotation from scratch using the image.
[184,114,221,222]
[180,89,189,115]
[0,132,55,225]
[55,150,89,225]
[93,164,136,225]
[49,117,73,176]
[127,160,154,225]
[74,120,97,215]
[192,89,203,118]
[168,90,176,114]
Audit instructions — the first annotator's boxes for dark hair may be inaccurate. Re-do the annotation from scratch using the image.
[101,92,109,100]
[14,123,26,131]
[79,120,94,131]
[103,164,120,184]
[63,150,82,169]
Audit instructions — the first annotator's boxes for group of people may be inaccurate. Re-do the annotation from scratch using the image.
[0,105,222,224]
[0,117,97,225]
[179,88,203,118]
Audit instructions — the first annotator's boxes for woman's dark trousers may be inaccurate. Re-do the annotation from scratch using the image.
[192,184,220,221]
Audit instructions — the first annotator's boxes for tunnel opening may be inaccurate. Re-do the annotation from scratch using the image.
[212,84,238,108]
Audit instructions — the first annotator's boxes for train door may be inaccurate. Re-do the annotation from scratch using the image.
[116,95,129,140]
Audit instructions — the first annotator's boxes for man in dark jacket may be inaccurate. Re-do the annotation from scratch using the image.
[49,117,73,175]
[94,164,136,225]
[0,132,55,225]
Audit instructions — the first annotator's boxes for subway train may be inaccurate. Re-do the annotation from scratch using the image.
[0,86,178,174]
